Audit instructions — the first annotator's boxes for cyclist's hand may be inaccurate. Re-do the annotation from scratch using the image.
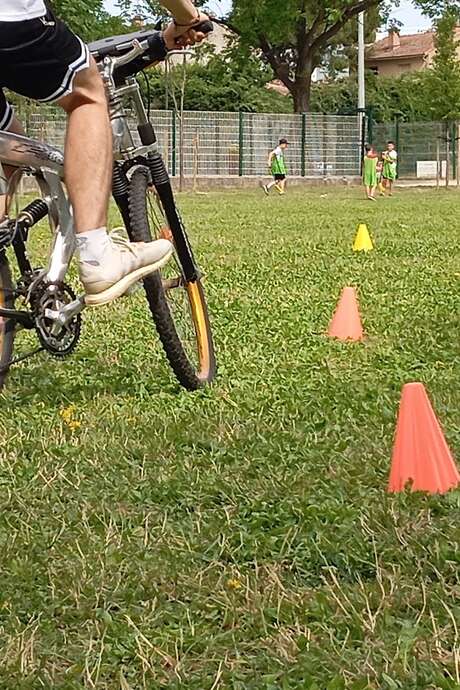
[163,12,210,50]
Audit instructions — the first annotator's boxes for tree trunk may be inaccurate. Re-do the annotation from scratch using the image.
[292,73,313,113]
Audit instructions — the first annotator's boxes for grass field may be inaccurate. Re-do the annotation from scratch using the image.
[0,187,459,689]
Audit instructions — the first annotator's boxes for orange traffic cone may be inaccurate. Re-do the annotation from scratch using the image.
[328,287,364,341]
[388,382,460,494]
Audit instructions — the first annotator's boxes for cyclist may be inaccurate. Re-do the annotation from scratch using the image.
[0,0,208,305]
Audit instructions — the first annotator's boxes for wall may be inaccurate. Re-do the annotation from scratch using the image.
[367,56,426,77]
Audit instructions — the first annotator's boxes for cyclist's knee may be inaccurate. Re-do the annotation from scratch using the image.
[58,58,106,113]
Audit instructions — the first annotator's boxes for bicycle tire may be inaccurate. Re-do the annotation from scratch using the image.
[0,252,15,390]
[128,166,216,390]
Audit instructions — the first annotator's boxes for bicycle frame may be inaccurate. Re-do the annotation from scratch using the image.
[0,131,75,284]
[0,41,200,332]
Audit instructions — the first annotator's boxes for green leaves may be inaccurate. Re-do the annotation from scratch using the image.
[229,0,388,111]
[426,10,460,121]
[145,47,293,113]
[51,0,128,40]
[414,0,460,20]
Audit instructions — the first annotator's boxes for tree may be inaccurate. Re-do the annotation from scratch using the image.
[310,71,435,122]
[320,5,382,78]
[426,10,460,121]
[414,0,460,18]
[226,0,460,113]
[50,0,127,40]
[227,0,393,113]
[145,45,292,113]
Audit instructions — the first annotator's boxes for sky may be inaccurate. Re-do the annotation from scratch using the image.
[103,0,432,34]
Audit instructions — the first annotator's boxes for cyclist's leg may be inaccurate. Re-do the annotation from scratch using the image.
[56,57,111,233]
[0,11,172,302]
[0,109,25,221]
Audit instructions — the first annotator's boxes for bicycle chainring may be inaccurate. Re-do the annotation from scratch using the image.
[32,282,81,357]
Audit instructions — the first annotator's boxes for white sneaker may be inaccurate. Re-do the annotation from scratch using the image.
[80,230,173,306]
[260,182,269,196]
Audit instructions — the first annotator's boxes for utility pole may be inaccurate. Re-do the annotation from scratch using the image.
[358,11,366,113]
[358,11,366,168]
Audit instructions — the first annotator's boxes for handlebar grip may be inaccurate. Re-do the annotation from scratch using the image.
[194,20,214,34]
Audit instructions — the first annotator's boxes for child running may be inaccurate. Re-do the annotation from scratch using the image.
[262,138,289,196]
[382,141,398,196]
[363,144,378,201]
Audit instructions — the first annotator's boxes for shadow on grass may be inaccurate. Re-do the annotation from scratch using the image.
[2,347,183,406]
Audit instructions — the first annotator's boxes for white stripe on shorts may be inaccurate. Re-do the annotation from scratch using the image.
[39,37,90,103]
[0,102,13,131]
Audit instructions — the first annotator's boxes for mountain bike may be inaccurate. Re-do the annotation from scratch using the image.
[0,24,216,392]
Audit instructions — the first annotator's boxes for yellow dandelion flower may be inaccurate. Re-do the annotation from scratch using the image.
[60,404,76,423]
[226,578,242,590]
[60,405,81,431]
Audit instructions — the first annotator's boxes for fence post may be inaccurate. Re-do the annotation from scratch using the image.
[301,113,306,177]
[445,121,450,188]
[457,121,460,187]
[238,111,244,176]
[436,137,440,189]
[366,106,374,145]
[451,121,457,181]
[171,110,176,177]
[395,117,400,178]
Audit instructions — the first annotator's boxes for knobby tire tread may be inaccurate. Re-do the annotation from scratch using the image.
[128,167,202,390]
[0,253,15,390]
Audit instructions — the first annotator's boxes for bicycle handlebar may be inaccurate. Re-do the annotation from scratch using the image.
[193,20,214,35]
[99,21,214,83]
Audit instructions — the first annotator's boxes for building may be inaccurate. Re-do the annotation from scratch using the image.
[365,28,457,77]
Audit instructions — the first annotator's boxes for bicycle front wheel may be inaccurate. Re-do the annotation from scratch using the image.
[0,252,15,390]
[128,166,216,390]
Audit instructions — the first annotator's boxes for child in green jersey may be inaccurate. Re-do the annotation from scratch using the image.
[261,138,289,196]
[363,144,378,201]
[382,141,398,195]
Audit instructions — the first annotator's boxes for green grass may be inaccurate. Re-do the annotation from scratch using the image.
[0,187,459,689]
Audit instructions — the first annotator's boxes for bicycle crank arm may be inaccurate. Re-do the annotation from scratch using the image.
[0,307,35,329]
[44,295,86,331]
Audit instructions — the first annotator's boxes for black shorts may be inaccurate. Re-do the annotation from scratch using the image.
[274,174,286,181]
[0,6,89,130]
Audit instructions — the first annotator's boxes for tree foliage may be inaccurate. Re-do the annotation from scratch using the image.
[224,0,460,113]
[145,46,292,113]
[321,5,381,78]
[228,0,392,112]
[50,0,128,40]
[413,0,460,18]
[425,10,460,120]
[310,71,436,122]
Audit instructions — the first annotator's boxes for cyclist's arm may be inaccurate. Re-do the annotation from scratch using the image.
[161,1,210,49]
[161,0,201,24]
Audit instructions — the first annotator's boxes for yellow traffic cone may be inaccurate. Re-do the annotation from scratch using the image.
[353,224,374,252]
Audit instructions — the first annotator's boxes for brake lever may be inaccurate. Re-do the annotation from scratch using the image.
[110,39,147,69]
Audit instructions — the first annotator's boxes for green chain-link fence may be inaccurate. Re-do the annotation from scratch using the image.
[371,119,458,179]
[13,103,362,179]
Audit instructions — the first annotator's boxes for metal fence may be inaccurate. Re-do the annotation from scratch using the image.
[20,107,362,178]
[372,120,457,179]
